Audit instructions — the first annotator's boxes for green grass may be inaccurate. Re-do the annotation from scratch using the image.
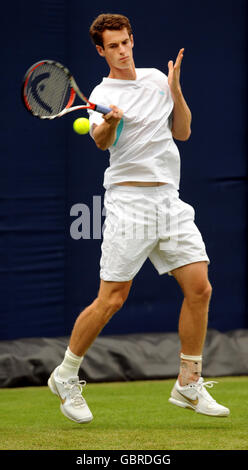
[0,377,247,450]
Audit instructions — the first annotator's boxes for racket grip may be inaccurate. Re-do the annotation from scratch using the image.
[95,104,112,115]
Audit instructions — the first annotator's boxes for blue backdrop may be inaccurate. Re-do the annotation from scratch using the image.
[0,0,247,340]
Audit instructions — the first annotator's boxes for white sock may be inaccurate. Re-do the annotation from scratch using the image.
[58,347,84,379]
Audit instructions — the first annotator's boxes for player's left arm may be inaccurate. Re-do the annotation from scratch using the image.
[168,48,192,141]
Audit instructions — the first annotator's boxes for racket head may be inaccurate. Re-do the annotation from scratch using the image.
[22,60,78,118]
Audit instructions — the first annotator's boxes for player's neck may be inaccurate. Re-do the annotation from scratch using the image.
[108,62,136,80]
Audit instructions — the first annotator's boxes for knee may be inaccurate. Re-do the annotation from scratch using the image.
[107,293,126,314]
[186,280,212,306]
[97,291,128,321]
[197,280,212,300]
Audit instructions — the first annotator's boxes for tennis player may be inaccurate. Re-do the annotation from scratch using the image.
[48,13,229,422]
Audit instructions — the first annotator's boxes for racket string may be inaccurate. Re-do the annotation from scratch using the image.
[26,63,72,117]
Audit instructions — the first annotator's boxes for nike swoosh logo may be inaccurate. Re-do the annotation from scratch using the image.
[178,391,199,406]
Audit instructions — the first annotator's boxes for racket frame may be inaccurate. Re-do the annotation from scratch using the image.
[22,59,111,119]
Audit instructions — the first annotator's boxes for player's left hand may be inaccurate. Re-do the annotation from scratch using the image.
[168,48,184,97]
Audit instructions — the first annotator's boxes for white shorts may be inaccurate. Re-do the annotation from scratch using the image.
[100,184,210,281]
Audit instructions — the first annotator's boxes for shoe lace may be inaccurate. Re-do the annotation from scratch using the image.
[65,379,87,408]
[195,378,218,403]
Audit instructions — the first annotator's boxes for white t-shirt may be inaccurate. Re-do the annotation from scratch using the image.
[87,68,181,189]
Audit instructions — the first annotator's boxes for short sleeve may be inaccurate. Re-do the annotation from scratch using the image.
[152,68,169,91]
[87,84,107,137]
[87,109,104,137]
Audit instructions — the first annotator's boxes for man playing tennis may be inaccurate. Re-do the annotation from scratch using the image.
[48,13,229,422]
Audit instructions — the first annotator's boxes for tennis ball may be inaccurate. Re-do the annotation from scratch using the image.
[73,117,90,135]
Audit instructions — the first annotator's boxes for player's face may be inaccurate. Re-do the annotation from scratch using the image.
[96,28,134,71]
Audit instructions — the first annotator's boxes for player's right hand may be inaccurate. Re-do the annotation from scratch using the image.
[103,105,123,126]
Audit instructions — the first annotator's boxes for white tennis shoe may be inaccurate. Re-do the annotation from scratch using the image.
[48,366,93,423]
[169,377,230,417]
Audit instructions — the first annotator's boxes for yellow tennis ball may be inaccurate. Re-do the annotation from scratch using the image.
[73,117,90,135]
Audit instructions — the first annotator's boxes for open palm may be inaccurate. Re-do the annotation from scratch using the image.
[168,48,184,96]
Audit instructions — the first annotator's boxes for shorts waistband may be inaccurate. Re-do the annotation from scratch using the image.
[109,183,177,193]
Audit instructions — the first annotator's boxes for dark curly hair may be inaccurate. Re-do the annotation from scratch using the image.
[89,13,133,48]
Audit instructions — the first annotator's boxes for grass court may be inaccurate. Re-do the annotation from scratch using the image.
[0,376,247,450]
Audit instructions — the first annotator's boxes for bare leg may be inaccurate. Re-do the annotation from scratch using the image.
[171,261,212,384]
[48,280,133,423]
[69,279,133,357]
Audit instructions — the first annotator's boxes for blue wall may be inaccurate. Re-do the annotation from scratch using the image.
[0,0,247,340]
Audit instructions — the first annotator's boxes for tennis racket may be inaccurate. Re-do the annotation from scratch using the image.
[22,59,111,119]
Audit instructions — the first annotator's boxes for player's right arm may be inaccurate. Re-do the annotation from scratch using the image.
[92,105,123,151]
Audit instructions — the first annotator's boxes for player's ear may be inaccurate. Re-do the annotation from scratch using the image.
[96,45,105,57]
[130,34,134,48]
